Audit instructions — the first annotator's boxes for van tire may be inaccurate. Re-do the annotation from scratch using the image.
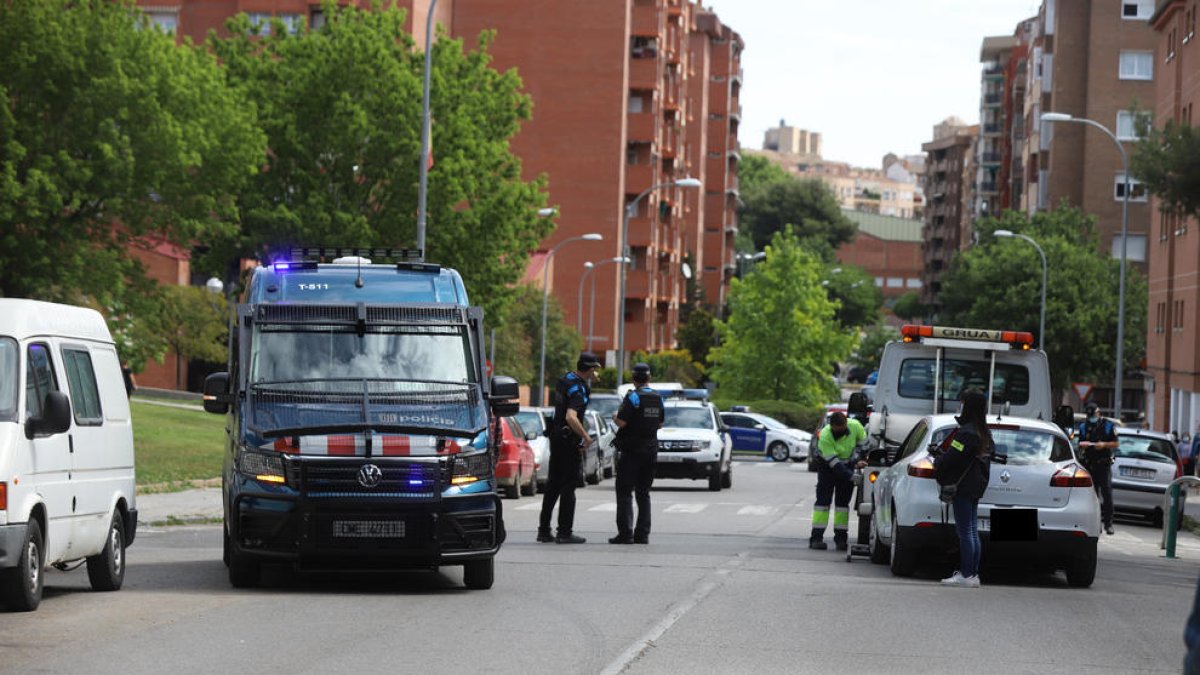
[721,462,732,489]
[228,544,261,588]
[2,520,44,612]
[463,557,494,590]
[86,511,126,592]
[869,512,890,565]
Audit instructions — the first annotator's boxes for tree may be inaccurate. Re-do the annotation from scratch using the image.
[1132,119,1200,219]
[675,306,716,365]
[206,4,552,325]
[631,349,704,388]
[709,229,853,405]
[823,264,882,329]
[891,291,928,322]
[156,286,229,388]
[0,0,264,367]
[852,324,900,371]
[937,205,1147,393]
[738,156,856,260]
[491,284,580,394]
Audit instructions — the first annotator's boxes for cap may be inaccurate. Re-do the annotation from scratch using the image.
[1084,401,1099,413]
[577,352,602,370]
[632,362,651,376]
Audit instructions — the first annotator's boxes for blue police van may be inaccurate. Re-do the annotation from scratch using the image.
[202,248,519,590]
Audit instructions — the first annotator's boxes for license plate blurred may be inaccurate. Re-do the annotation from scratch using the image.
[1120,466,1155,479]
[988,508,1037,542]
[658,454,685,462]
[333,520,405,538]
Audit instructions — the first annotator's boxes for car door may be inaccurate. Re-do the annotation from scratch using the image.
[59,343,115,555]
[24,341,75,562]
[723,414,764,453]
[877,419,930,536]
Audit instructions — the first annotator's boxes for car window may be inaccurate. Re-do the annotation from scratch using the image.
[583,412,599,435]
[897,358,1030,407]
[0,338,17,423]
[754,415,787,430]
[506,417,524,440]
[896,420,930,461]
[990,427,1073,464]
[664,406,716,430]
[722,414,750,428]
[25,343,58,420]
[514,411,544,435]
[1117,436,1177,465]
[590,396,621,419]
[62,347,103,425]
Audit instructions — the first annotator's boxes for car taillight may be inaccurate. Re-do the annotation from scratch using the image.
[1050,464,1093,488]
[907,458,936,479]
[868,471,879,484]
[0,482,6,510]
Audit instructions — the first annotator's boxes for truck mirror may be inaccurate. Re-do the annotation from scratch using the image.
[848,392,868,415]
[491,401,519,418]
[1054,404,1074,432]
[202,372,232,415]
[26,391,72,440]
[489,375,519,401]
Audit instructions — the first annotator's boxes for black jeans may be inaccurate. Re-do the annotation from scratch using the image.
[540,436,582,535]
[1089,459,1114,527]
[615,446,656,539]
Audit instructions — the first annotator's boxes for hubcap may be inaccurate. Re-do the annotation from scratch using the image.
[111,526,123,573]
[27,539,40,590]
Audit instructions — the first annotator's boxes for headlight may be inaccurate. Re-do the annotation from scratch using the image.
[699,440,713,450]
[452,452,494,486]
[239,449,286,484]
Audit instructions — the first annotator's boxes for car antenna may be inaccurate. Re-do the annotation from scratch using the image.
[355,253,364,288]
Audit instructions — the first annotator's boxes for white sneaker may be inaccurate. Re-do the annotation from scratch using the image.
[941,571,966,585]
[962,575,981,588]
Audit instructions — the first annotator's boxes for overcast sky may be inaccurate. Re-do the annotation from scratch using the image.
[705,0,1043,168]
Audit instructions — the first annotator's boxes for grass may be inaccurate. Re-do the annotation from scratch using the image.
[131,400,225,491]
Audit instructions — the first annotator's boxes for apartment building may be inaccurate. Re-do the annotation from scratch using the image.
[763,121,822,157]
[1145,0,1200,434]
[920,119,978,312]
[752,149,921,220]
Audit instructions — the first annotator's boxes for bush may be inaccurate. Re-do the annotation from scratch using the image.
[711,398,825,432]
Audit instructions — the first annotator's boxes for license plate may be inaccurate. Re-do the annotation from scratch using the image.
[332,520,405,538]
[1120,466,1156,480]
[658,454,685,462]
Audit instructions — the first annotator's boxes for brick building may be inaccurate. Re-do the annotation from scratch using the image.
[1145,0,1200,434]
[837,211,924,299]
[920,119,978,313]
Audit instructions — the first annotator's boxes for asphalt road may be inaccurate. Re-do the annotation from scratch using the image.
[1,458,1196,674]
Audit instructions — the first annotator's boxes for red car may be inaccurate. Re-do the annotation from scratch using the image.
[494,416,537,499]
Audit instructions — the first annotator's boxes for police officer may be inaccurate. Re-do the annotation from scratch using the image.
[537,352,601,544]
[810,412,867,551]
[1077,401,1117,535]
[609,363,663,545]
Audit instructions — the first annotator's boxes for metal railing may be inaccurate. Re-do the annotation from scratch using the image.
[1161,476,1200,558]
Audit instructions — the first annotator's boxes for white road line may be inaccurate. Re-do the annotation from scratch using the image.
[588,503,617,512]
[737,505,778,516]
[513,502,543,511]
[663,503,708,514]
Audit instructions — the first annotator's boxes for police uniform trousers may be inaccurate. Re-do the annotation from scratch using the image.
[539,433,582,535]
[615,442,656,540]
[1087,455,1114,528]
[811,464,854,543]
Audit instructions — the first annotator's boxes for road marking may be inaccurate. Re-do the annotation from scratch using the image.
[737,505,778,516]
[513,502,543,511]
[588,503,617,512]
[663,503,708,514]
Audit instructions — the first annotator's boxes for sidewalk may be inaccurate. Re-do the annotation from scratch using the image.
[136,487,222,525]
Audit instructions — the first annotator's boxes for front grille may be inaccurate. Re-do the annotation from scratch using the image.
[439,514,496,550]
[298,459,447,500]
[658,440,699,452]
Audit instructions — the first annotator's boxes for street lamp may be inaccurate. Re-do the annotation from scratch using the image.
[536,233,603,405]
[416,0,440,258]
[994,230,1047,351]
[588,257,631,352]
[1041,112,1130,417]
[615,177,702,387]
[205,277,224,295]
[577,262,595,333]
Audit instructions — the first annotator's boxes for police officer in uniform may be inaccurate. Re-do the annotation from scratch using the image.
[1076,401,1117,535]
[537,352,601,544]
[810,412,867,551]
[609,363,663,545]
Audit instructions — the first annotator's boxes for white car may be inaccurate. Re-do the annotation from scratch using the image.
[720,411,811,462]
[868,414,1100,587]
[515,408,551,488]
[657,400,733,491]
[1112,427,1185,527]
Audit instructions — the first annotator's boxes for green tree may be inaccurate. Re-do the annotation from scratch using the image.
[675,306,716,365]
[206,4,551,324]
[823,264,882,329]
[852,324,900,371]
[1132,119,1200,218]
[0,0,264,368]
[891,291,928,322]
[738,156,856,260]
[630,349,704,388]
[709,229,853,404]
[158,286,229,380]
[937,205,1147,393]
[491,284,580,394]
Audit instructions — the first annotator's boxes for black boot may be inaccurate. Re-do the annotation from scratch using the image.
[809,538,828,550]
[556,533,586,544]
[537,529,554,543]
[834,532,849,552]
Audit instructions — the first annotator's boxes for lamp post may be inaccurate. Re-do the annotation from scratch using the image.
[415,0,440,257]
[577,262,595,333]
[536,233,603,406]
[588,257,631,352]
[994,230,1047,351]
[1041,112,1130,417]
[616,177,702,387]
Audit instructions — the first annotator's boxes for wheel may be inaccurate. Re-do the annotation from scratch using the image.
[604,463,614,479]
[708,468,722,491]
[521,467,537,496]
[86,511,126,592]
[768,442,789,462]
[1,520,44,611]
[889,511,916,577]
[869,511,890,565]
[586,457,601,485]
[227,536,261,588]
[463,557,494,590]
[505,473,520,499]
[721,462,732,489]
[1065,548,1097,588]
[1152,508,1164,528]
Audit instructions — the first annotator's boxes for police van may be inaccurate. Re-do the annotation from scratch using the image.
[202,249,520,590]
[0,300,137,611]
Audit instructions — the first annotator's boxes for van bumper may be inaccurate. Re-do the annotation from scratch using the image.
[0,523,25,568]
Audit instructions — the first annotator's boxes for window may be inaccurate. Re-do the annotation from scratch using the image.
[897,358,1031,407]
[247,12,272,34]
[0,338,16,423]
[1157,302,1167,333]
[1111,234,1147,262]
[310,9,326,31]
[1113,174,1148,202]
[886,277,903,288]
[628,95,644,113]
[25,343,58,420]
[626,148,639,165]
[1119,51,1153,80]
[144,8,178,33]
[278,14,303,35]
[905,278,922,288]
[62,348,102,424]
[1175,300,1186,331]
[1122,1,1153,19]
[1115,111,1150,140]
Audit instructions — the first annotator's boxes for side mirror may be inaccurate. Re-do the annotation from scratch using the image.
[1054,404,1075,433]
[525,431,538,441]
[848,392,868,415]
[865,447,890,467]
[492,401,519,418]
[203,372,232,415]
[26,391,72,440]
[489,375,519,401]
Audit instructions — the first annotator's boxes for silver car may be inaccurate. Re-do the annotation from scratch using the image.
[868,414,1101,587]
[516,407,552,488]
[1113,427,1185,527]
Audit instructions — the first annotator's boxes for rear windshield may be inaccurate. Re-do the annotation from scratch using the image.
[664,406,715,430]
[898,358,1030,407]
[990,427,1074,464]
[1117,436,1177,465]
[589,396,621,419]
[514,411,544,435]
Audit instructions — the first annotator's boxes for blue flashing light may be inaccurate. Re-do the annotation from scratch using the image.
[409,479,425,486]
[274,262,291,271]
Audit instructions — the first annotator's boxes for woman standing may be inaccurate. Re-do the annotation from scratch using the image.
[934,389,994,588]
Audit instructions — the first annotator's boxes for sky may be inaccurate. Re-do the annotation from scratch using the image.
[705,0,1043,169]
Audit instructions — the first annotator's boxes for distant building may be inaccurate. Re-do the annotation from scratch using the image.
[836,210,924,300]
[920,119,978,312]
[749,150,920,220]
[762,120,822,157]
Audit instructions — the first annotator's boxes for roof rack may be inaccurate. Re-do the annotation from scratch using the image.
[286,247,425,263]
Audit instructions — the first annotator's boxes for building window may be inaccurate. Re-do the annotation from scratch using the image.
[628,95,644,113]
[1174,300,1186,331]
[1157,302,1166,333]
[310,9,326,30]
[279,14,303,35]
[905,278,922,289]
[874,277,884,287]
[1113,174,1148,202]
[631,37,658,59]
[1115,110,1150,140]
[1122,0,1154,19]
[886,277,903,288]
[1119,51,1153,80]
[1111,234,1147,263]
[143,8,178,33]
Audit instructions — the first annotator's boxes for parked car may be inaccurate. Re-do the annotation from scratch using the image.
[583,410,615,481]
[516,407,551,488]
[846,366,871,384]
[865,370,878,385]
[868,414,1100,587]
[588,393,623,431]
[657,400,733,491]
[494,416,537,499]
[1112,427,1185,527]
[720,411,811,462]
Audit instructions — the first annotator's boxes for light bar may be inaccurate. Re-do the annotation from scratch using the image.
[900,324,1033,347]
[272,261,318,272]
[288,247,423,262]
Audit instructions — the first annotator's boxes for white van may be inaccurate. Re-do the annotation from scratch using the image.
[0,300,137,611]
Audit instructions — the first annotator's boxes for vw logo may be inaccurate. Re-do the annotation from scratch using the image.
[1000,470,1011,484]
[357,463,383,489]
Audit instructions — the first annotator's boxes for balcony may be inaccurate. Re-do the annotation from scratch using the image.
[626,162,654,193]
[729,106,741,123]
[628,111,655,143]
[626,215,654,249]
[629,57,658,91]
[978,181,998,195]
[980,151,1002,165]
[982,122,1001,136]
[626,269,651,299]
[983,92,1002,107]
[631,4,659,37]
[731,68,743,86]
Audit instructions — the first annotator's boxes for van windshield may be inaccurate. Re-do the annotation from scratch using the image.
[0,338,16,423]
[898,358,1030,407]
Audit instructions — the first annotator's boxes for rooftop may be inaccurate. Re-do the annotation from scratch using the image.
[842,209,923,243]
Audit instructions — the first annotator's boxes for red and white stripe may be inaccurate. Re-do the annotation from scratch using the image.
[263,435,463,457]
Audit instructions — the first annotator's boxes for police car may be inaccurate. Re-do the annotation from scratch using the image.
[656,400,733,491]
[719,411,811,462]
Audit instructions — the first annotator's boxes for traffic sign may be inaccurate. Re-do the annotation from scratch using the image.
[1072,382,1093,402]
